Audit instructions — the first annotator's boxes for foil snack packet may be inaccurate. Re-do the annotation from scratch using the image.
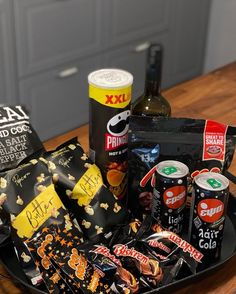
[44,138,128,240]
[107,218,202,293]
[128,116,236,218]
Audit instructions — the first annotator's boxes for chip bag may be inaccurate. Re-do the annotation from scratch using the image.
[128,116,236,218]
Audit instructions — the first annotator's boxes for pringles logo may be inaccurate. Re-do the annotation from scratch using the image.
[163,186,186,209]
[197,199,224,223]
[105,110,130,151]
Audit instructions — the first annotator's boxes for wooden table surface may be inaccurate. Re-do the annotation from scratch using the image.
[1,62,236,293]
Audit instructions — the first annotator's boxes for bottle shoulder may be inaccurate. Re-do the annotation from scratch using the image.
[132,93,171,116]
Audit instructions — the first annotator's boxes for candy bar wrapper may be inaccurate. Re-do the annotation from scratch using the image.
[111,240,163,291]
[38,229,110,293]
[0,157,83,287]
[26,226,82,294]
[44,138,128,239]
[83,243,139,293]
[107,218,203,291]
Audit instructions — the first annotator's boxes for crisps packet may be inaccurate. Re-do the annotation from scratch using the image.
[43,138,128,239]
[0,157,83,287]
[128,116,236,218]
[0,105,44,171]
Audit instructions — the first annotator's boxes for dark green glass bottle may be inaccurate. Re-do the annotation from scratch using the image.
[132,44,171,117]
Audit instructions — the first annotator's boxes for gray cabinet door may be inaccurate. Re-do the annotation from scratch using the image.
[14,0,104,77]
[102,33,172,100]
[104,0,171,48]
[0,0,17,104]
[169,0,211,85]
[19,55,101,140]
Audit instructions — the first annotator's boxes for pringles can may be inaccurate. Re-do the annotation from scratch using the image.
[88,69,133,201]
[188,172,229,266]
[152,160,189,234]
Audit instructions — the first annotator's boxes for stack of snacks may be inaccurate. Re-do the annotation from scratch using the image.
[0,157,84,290]
[0,104,45,285]
[43,138,128,240]
[81,218,203,293]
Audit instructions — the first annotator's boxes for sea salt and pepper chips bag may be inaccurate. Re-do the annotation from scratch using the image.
[43,138,128,240]
[0,105,44,171]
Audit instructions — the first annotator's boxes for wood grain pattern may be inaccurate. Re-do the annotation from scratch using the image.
[1,62,236,293]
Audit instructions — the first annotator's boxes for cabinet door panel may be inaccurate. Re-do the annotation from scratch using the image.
[105,0,170,47]
[0,0,17,103]
[19,56,101,140]
[102,34,171,100]
[169,0,211,84]
[14,0,103,77]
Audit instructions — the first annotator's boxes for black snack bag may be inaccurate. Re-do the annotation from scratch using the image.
[0,105,44,171]
[0,157,83,287]
[0,105,44,245]
[128,116,236,218]
[44,138,128,239]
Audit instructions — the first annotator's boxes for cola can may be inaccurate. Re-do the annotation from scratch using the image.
[152,160,189,234]
[88,69,133,200]
[188,172,229,265]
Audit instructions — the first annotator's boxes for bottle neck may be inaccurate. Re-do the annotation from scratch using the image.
[143,67,161,97]
[144,79,161,97]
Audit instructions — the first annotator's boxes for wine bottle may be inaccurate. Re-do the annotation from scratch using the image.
[132,44,171,117]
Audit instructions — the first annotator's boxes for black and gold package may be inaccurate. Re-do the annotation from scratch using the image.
[0,105,44,246]
[44,138,128,240]
[0,157,83,288]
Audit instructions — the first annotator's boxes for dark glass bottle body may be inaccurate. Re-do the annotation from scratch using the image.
[132,44,171,117]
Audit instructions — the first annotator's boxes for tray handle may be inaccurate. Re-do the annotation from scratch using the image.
[224,170,236,184]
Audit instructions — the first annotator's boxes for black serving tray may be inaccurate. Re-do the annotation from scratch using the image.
[1,184,236,294]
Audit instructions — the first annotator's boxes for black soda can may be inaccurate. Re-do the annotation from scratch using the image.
[188,172,229,266]
[88,69,133,201]
[152,160,189,234]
